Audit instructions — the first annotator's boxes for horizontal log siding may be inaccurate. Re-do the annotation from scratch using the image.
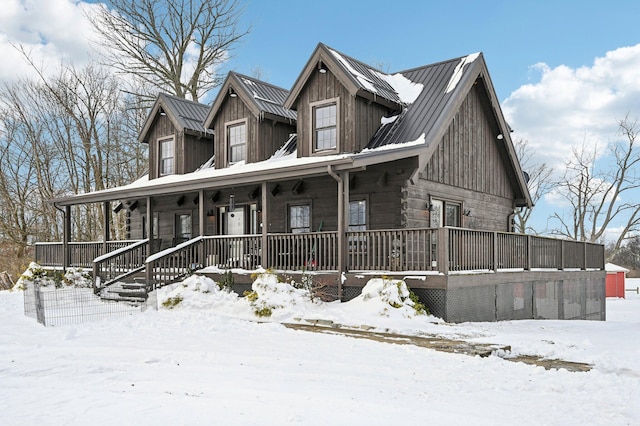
[407,180,515,231]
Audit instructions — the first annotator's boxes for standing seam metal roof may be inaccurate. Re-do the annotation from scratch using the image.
[364,57,463,149]
[158,93,211,134]
[233,73,297,121]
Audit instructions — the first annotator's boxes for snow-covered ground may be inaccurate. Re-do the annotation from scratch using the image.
[1,274,639,425]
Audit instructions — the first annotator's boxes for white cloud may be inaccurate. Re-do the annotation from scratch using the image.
[503,43,640,171]
[0,0,102,82]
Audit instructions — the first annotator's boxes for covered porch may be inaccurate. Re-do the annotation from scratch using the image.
[35,227,606,322]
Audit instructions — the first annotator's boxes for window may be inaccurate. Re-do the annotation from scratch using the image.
[227,122,246,164]
[445,203,461,227]
[348,200,367,231]
[348,200,367,254]
[176,214,192,240]
[430,199,461,228]
[289,204,310,233]
[313,101,337,152]
[159,138,174,176]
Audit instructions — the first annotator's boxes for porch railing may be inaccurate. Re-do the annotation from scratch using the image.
[36,227,605,287]
[93,239,149,288]
[35,240,139,268]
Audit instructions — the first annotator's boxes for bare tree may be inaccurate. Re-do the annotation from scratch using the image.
[88,0,250,102]
[512,138,553,234]
[550,115,640,256]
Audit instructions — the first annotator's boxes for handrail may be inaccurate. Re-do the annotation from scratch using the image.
[38,228,605,286]
[93,239,149,290]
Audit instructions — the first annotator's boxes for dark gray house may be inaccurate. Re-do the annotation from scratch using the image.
[39,43,605,322]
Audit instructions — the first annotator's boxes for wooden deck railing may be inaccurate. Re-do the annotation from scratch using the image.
[93,239,149,288]
[35,241,139,268]
[36,227,605,287]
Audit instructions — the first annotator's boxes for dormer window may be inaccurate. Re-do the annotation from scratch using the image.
[312,98,339,153]
[227,119,247,164]
[159,137,174,176]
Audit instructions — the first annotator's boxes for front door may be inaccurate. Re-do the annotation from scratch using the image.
[226,209,245,235]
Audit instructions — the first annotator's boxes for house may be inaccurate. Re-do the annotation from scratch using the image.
[39,43,606,322]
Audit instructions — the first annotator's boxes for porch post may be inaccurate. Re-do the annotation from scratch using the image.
[198,190,205,267]
[146,196,154,285]
[198,190,205,236]
[102,201,110,254]
[336,172,347,299]
[261,182,268,267]
[437,227,449,274]
[63,205,71,269]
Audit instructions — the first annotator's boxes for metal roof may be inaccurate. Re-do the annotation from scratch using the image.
[138,93,212,143]
[158,93,211,134]
[325,45,404,106]
[365,57,461,149]
[233,73,297,121]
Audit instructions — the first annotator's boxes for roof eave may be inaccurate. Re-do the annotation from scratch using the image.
[50,157,355,207]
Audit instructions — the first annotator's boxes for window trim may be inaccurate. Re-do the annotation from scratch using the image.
[225,118,248,165]
[174,211,192,241]
[310,97,339,155]
[158,136,175,176]
[430,196,463,228]
[288,201,312,233]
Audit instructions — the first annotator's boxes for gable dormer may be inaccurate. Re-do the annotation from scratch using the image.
[138,93,213,180]
[284,43,409,157]
[204,72,296,169]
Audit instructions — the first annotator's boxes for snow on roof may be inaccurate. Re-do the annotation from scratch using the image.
[605,263,630,273]
[445,52,480,94]
[328,47,422,105]
[375,71,424,104]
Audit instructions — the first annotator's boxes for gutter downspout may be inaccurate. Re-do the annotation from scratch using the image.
[328,165,344,300]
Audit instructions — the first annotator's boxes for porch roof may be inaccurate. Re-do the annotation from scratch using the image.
[50,138,428,207]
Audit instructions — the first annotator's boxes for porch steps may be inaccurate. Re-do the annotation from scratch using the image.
[100,281,149,304]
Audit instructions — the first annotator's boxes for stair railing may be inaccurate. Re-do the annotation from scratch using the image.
[93,239,149,292]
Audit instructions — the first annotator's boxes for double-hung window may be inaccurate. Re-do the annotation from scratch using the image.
[227,121,246,164]
[312,100,337,152]
[348,200,367,254]
[289,204,310,233]
[159,138,174,176]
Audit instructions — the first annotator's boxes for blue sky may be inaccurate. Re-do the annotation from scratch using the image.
[1,0,640,241]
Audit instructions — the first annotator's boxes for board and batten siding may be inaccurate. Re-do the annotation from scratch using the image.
[212,96,256,168]
[147,114,178,180]
[409,85,516,232]
[295,68,393,156]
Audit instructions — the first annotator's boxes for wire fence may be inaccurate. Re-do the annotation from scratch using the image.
[23,281,157,327]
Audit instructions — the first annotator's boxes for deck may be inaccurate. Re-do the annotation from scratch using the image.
[35,227,606,322]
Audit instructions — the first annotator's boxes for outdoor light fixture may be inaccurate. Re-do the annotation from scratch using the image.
[229,194,236,211]
[318,61,327,73]
[229,87,237,98]
[464,209,472,217]
[497,134,504,140]
[159,108,166,116]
